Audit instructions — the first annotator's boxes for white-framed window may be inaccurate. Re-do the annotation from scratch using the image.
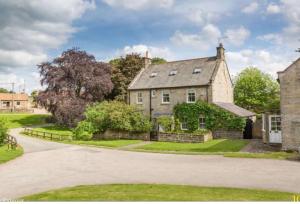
[181,118,188,130]
[137,92,143,104]
[187,89,196,103]
[16,101,21,106]
[162,90,170,104]
[151,90,156,97]
[199,115,206,129]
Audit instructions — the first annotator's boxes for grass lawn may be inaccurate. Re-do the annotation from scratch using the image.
[68,139,142,148]
[0,114,50,128]
[224,151,300,160]
[136,139,249,153]
[34,125,72,136]
[0,145,23,164]
[21,184,294,201]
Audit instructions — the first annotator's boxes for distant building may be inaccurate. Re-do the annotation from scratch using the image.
[0,93,29,111]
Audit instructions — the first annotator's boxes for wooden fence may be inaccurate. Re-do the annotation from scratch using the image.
[5,135,18,150]
[23,128,72,141]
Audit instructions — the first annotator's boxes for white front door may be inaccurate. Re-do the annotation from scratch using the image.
[269,115,282,143]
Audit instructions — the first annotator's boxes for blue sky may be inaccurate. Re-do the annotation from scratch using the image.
[0,0,299,93]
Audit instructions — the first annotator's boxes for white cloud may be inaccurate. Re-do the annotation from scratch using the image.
[242,2,259,13]
[0,0,95,92]
[224,26,250,46]
[102,0,173,10]
[226,49,294,76]
[170,24,221,50]
[257,33,283,44]
[266,3,281,14]
[118,44,174,60]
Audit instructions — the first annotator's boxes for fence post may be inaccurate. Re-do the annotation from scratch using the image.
[43,132,46,138]
[50,133,53,140]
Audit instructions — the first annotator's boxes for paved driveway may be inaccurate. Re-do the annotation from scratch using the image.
[1,128,300,199]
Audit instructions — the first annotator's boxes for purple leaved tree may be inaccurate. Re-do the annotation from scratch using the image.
[37,48,113,127]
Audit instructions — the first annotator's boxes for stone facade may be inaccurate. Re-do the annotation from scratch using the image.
[278,58,300,150]
[212,130,243,139]
[211,60,234,103]
[94,129,150,141]
[158,131,212,143]
[129,86,209,117]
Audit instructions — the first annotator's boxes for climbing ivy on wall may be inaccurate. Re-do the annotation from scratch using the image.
[173,101,246,132]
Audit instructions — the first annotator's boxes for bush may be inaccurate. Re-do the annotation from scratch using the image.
[0,120,8,144]
[74,101,151,140]
[73,121,94,141]
[157,116,173,132]
[174,100,246,132]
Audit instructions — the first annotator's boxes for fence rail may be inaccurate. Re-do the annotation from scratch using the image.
[23,128,72,141]
[5,135,18,150]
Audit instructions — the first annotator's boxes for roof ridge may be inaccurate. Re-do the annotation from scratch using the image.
[150,56,216,66]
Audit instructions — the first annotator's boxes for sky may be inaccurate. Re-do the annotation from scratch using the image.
[0,0,299,93]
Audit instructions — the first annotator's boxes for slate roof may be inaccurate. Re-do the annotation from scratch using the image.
[0,93,28,101]
[128,56,218,90]
[214,102,256,117]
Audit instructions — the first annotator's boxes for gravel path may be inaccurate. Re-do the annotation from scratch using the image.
[0,128,300,199]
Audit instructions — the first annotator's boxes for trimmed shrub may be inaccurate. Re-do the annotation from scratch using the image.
[74,101,151,140]
[0,120,8,144]
[73,121,94,141]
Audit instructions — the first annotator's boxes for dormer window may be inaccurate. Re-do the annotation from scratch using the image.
[150,72,158,77]
[169,70,177,76]
[193,68,202,74]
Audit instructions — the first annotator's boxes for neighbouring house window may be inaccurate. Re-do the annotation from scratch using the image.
[199,116,206,129]
[162,90,170,103]
[16,101,20,106]
[137,92,143,104]
[181,118,188,130]
[187,89,196,103]
[3,101,9,107]
[151,90,156,97]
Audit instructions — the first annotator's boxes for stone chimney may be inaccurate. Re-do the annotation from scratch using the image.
[216,43,225,60]
[144,51,152,68]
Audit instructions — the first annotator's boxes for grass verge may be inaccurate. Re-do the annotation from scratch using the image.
[0,145,23,164]
[0,114,50,128]
[136,139,249,152]
[21,184,294,201]
[67,140,142,148]
[33,125,72,136]
[224,151,299,160]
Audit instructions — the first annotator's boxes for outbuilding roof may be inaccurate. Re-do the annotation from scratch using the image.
[214,102,256,117]
[0,93,28,101]
[128,56,218,90]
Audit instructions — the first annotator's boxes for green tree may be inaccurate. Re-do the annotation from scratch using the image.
[0,88,9,93]
[31,90,38,108]
[108,54,144,101]
[151,57,167,65]
[234,67,280,113]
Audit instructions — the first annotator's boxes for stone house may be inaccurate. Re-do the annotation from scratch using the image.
[128,44,255,140]
[277,57,300,150]
[0,93,29,112]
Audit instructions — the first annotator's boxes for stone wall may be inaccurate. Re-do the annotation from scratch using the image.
[94,129,150,141]
[158,131,212,143]
[252,118,262,139]
[212,130,243,139]
[278,58,300,150]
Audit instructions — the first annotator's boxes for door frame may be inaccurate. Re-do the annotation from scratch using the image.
[268,114,282,143]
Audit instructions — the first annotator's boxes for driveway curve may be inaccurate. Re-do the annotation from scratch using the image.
[1,128,300,199]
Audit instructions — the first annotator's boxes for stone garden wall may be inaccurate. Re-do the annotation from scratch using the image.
[158,131,212,143]
[212,130,243,139]
[94,129,150,141]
